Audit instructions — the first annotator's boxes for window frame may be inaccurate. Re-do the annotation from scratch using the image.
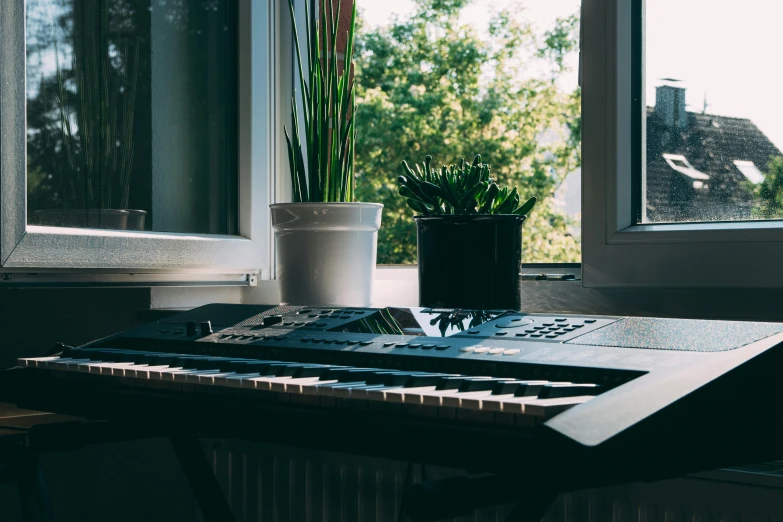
[0,0,276,276]
[581,0,783,289]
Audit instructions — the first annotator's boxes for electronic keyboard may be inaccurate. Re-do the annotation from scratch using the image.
[4,304,783,491]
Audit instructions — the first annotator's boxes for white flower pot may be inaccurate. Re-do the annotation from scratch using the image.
[271,202,383,307]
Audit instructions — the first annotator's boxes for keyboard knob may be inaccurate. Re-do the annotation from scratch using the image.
[186,321,198,336]
[200,321,213,336]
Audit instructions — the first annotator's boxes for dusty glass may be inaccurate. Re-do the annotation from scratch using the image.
[643,0,783,224]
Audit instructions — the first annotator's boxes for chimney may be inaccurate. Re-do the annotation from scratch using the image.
[655,79,688,130]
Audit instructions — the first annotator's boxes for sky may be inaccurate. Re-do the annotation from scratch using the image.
[360,0,783,151]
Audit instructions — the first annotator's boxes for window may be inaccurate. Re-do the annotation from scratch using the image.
[643,1,783,226]
[734,161,765,185]
[1,0,275,274]
[26,0,238,234]
[354,0,582,265]
[581,0,783,288]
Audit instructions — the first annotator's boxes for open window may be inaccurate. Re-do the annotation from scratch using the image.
[581,0,783,289]
[1,0,280,282]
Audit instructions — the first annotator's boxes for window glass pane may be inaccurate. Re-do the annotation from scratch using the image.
[355,0,581,264]
[644,1,783,224]
[26,0,238,234]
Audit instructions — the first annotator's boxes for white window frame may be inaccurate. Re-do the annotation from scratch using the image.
[0,0,277,278]
[581,0,783,289]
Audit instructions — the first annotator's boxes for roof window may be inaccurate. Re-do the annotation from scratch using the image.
[733,160,765,184]
[663,153,710,181]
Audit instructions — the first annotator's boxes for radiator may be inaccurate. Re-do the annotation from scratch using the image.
[202,440,783,522]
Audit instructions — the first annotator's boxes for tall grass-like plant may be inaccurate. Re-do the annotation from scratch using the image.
[285,0,357,203]
[54,0,140,210]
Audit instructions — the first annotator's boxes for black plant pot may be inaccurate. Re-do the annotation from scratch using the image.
[414,214,525,310]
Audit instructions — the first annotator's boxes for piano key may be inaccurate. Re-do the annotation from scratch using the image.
[250,374,304,391]
[419,389,474,406]
[441,390,495,408]
[320,368,384,382]
[285,378,339,394]
[458,378,512,392]
[17,357,54,367]
[514,382,572,397]
[522,396,595,417]
[273,363,332,377]
[291,365,346,378]
[213,373,264,388]
[491,380,550,396]
[332,383,388,398]
[299,379,367,396]
[37,357,82,370]
[269,376,326,393]
[404,374,458,387]
[364,371,425,387]
[537,383,601,399]
[434,376,492,391]
[376,386,438,404]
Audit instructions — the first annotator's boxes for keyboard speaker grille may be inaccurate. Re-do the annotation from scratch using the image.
[567,317,783,352]
[160,304,278,327]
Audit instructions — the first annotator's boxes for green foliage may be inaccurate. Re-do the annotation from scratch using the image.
[354,0,582,264]
[399,154,536,216]
[285,0,358,203]
[750,156,783,219]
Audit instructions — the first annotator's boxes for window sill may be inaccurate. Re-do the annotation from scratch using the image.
[241,265,583,309]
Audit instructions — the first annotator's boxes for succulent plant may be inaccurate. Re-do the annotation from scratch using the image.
[398,155,537,217]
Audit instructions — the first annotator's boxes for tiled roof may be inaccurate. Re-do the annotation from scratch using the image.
[646,107,783,222]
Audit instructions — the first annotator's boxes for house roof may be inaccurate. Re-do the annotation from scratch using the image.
[645,107,783,222]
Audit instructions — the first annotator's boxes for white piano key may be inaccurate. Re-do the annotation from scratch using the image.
[333,384,386,399]
[441,390,493,408]
[299,380,363,397]
[213,373,262,389]
[269,376,324,393]
[37,357,75,370]
[18,356,58,368]
[195,372,237,385]
[285,378,337,394]
[88,362,136,375]
[147,367,190,380]
[522,396,594,417]
[380,386,439,404]
[131,365,176,380]
[249,375,299,391]
[184,370,224,384]
[419,389,468,407]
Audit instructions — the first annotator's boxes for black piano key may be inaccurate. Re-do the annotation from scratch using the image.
[458,378,511,392]
[171,357,219,370]
[435,376,491,391]
[365,372,424,387]
[274,363,327,377]
[537,383,601,399]
[236,361,289,375]
[404,374,457,388]
[215,359,256,372]
[151,354,197,366]
[491,380,549,395]
[513,382,571,397]
[293,365,345,378]
[71,349,109,361]
[320,368,381,382]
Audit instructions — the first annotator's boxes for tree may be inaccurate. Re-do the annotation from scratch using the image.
[751,156,783,219]
[353,0,581,264]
